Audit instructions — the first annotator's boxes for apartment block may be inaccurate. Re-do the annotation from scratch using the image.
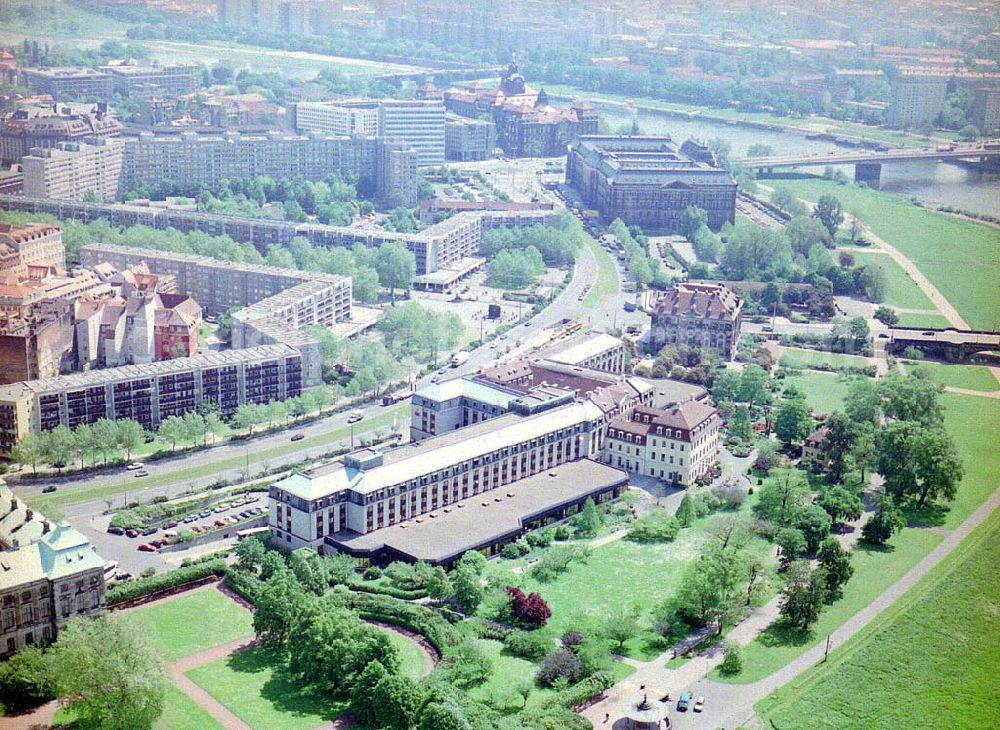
[21,139,125,202]
[0,105,122,165]
[886,72,950,129]
[19,67,113,102]
[294,100,379,137]
[377,99,446,167]
[601,401,720,486]
[0,523,107,657]
[0,344,303,449]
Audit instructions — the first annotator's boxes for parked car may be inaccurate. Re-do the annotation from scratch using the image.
[183,515,197,523]
[694,696,704,713]
[42,485,57,493]
[677,692,691,712]
[164,521,178,529]
[214,519,228,527]
[137,543,156,552]
[347,410,364,424]
[140,526,157,536]
[134,470,149,477]
[199,510,212,518]
[125,529,139,538]
[107,525,125,536]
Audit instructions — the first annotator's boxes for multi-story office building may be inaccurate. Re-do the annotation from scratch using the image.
[649,283,743,360]
[19,67,113,102]
[601,401,720,486]
[566,136,737,232]
[21,139,125,202]
[0,344,303,452]
[886,71,950,129]
[972,86,1000,135]
[99,63,200,98]
[119,130,418,205]
[0,105,122,165]
[536,331,627,373]
[445,113,497,161]
[0,224,65,269]
[268,398,628,564]
[377,99,446,167]
[0,522,107,657]
[294,100,379,137]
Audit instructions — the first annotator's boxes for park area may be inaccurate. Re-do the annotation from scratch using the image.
[774,179,1000,331]
[756,509,1000,730]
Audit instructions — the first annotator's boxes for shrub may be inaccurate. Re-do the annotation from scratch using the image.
[525,528,554,548]
[719,643,743,676]
[328,591,459,652]
[542,672,614,710]
[107,560,227,605]
[508,588,551,627]
[363,566,382,580]
[537,648,583,687]
[561,630,584,649]
[530,545,589,582]
[627,511,681,543]
[554,525,571,541]
[439,639,493,688]
[503,630,553,661]
[0,646,53,713]
[712,482,746,510]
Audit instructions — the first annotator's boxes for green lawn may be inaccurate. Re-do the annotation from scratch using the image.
[847,250,934,311]
[713,526,942,684]
[187,646,347,730]
[384,628,429,681]
[775,180,1000,330]
[778,348,873,372]
[54,685,223,730]
[781,372,864,414]
[933,394,1000,529]
[893,311,952,329]
[484,513,775,661]
[128,588,255,662]
[904,361,999,392]
[25,405,407,514]
[583,238,621,308]
[756,510,1000,730]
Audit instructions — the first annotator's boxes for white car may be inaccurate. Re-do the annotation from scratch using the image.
[693,696,704,713]
[125,462,145,471]
[347,410,364,424]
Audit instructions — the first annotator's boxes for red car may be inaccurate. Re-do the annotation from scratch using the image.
[137,543,157,552]
[214,519,228,527]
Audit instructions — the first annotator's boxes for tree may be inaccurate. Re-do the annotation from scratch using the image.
[676,491,696,527]
[43,425,75,470]
[537,648,582,686]
[753,469,810,527]
[157,416,186,452]
[850,422,878,483]
[812,194,844,237]
[785,216,832,257]
[718,643,743,676]
[508,587,551,627]
[860,264,888,303]
[796,503,833,552]
[11,433,45,475]
[0,645,53,713]
[770,187,808,218]
[874,306,898,326]
[845,379,881,425]
[254,568,311,646]
[746,143,773,159]
[779,561,827,630]
[861,497,906,545]
[451,563,483,613]
[47,614,166,730]
[879,372,944,426]
[371,674,423,730]
[738,364,771,412]
[817,537,854,598]
[442,639,493,688]
[419,702,472,730]
[774,527,807,566]
[601,607,639,653]
[289,548,329,595]
[235,535,267,573]
[729,405,752,442]
[958,124,980,141]
[426,566,454,601]
[574,497,602,537]
[350,660,389,728]
[876,422,962,506]
[680,206,708,241]
[676,543,750,634]
[232,403,264,435]
[775,397,812,446]
[376,242,416,301]
[204,410,225,444]
[822,413,857,482]
[115,420,146,462]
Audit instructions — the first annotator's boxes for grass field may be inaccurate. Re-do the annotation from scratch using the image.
[712,526,942,684]
[25,405,406,515]
[187,646,344,730]
[484,513,775,661]
[778,348,873,372]
[781,372,863,414]
[129,588,255,662]
[893,311,952,329]
[583,238,621,308]
[775,180,1000,330]
[756,510,1000,730]
[933,394,1000,529]
[846,250,934,311]
[903,361,999,392]
[384,629,430,681]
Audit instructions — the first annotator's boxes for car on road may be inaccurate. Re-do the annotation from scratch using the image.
[107,525,125,535]
[677,692,691,712]
[42,485,57,493]
[137,543,156,552]
[347,410,364,424]
[134,470,149,477]
[694,696,704,712]
[290,433,305,442]
[431,376,440,383]
[125,462,145,471]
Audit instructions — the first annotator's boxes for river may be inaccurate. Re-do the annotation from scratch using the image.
[597,106,1000,218]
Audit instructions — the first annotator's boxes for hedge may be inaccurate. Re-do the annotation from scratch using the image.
[328,590,458,653]
[542,671,614,710]
[107,560,227,605]
[224,567,262,605]
[348,579,428,601]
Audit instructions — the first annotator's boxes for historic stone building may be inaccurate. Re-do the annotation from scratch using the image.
[566,135,737,232]
[649,283,743,360]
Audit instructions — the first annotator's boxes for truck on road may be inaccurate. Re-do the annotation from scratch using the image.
[450,351,470,368]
